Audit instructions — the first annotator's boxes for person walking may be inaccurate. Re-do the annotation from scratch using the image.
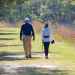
[41,22,51,59]
[20,17,35,59]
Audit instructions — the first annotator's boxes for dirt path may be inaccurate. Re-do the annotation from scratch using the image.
[0,63,69,75]
[0,53,75,75]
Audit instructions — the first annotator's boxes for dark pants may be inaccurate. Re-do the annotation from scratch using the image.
[43,42,50,56]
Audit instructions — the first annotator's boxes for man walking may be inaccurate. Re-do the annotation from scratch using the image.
[20,17,35,59]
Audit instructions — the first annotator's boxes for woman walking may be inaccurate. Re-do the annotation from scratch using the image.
[41,23,51,59]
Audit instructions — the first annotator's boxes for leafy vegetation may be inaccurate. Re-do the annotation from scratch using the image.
[0,0,75,25]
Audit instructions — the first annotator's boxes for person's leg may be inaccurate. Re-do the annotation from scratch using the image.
[47,42,50,57]
[23,38,28,58]
[43,42,50,59]
[28,36,32,58]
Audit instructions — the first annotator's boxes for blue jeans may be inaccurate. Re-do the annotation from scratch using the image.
[43,42,50,56]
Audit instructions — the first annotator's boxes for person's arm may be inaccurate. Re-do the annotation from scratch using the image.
[41,28,44,42]
[50,28,55,44]
[20,25,23,40]
[31,25,35,40]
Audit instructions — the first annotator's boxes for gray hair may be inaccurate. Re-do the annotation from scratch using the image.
[24,17,30,23]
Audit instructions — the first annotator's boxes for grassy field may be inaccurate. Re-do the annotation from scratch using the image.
[0,26,75,75]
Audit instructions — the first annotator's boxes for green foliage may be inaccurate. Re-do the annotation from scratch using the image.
[0,0,75,24]
[0,0,16,22]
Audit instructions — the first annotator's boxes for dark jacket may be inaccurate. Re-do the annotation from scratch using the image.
[20,23,35,40]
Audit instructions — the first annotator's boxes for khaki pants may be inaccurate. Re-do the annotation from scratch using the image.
[23,36,31,57]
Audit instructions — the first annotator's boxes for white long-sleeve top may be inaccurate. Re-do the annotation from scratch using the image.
[41,27,52,42]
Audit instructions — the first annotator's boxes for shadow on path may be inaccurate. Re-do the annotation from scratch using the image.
[0,52,42,61]
[0,65,69,75]
[0,43,22,47]
[0,38,15,40]
[0,32,17,35]
[0,51,60,61]
[0,52,24,61]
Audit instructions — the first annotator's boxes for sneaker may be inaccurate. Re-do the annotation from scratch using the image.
[25,56,29,59]
[29,55,32,58]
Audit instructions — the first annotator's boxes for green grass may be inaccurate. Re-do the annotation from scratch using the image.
[0,27,75,61]
[0,27,75,75]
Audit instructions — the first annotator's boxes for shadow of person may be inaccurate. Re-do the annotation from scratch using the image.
[30,56,42,60]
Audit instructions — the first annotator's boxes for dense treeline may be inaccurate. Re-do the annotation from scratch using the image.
[0,0,75,24]
[0,0,16,22]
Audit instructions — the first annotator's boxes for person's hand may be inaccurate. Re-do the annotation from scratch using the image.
[20,37,22,41]
[33,36,35,40]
